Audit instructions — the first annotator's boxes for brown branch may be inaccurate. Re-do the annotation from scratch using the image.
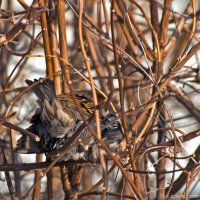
[0,160,89,172]
[168,83,200,122]
[39,0,53,79]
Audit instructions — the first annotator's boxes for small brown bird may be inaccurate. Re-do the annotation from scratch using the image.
[16,78,124,161]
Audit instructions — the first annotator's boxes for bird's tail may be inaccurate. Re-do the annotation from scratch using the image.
[25,78,56,102]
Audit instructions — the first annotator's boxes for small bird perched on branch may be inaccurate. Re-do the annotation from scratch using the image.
[16,78,124,161]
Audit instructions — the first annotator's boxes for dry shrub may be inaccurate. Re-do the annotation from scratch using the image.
[0,1,200,199]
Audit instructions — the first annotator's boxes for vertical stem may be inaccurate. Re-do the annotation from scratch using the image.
[39,0,53,79]
[160,0,172,45]
[32,155,43,200]
[49,0,62,94]
[78,1,107,199]
[60,166,74,199]
[10,129,21,199]
[46,170,53,200]
[57,0,70,93]
[156,106,166,200]
[111,0,143,197]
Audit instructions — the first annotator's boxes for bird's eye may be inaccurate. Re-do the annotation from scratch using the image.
[111,122,119,129]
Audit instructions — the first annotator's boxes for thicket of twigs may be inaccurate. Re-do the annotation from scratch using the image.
[0,0,200,199]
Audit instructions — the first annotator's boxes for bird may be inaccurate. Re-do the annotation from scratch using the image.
[16,78,124,161]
